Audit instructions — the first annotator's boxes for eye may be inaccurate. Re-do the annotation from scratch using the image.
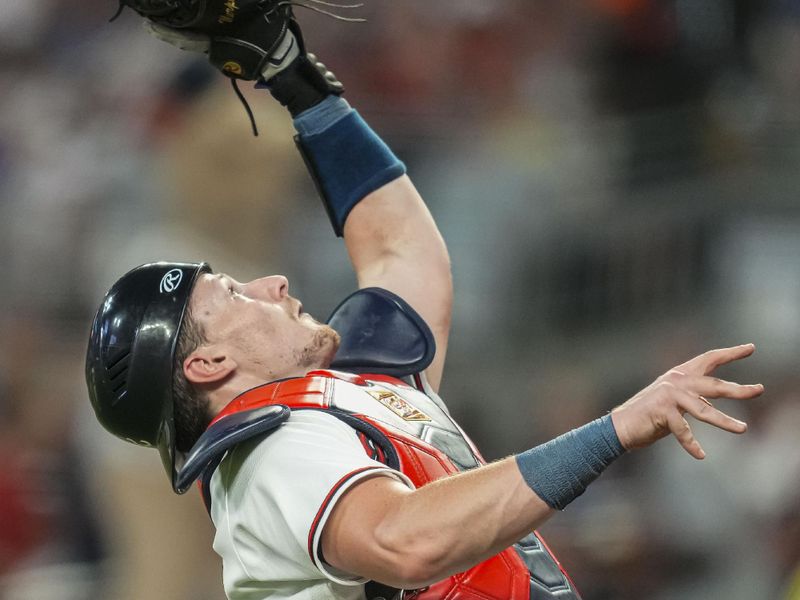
[222,276,243,298]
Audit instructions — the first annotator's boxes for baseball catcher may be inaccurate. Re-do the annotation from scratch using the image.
[86,4,764,599]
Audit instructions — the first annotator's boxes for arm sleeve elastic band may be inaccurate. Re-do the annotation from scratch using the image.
[293,96,406,236]
[515,414,626,510]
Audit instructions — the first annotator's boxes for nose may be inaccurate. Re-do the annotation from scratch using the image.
[244,275,289,302]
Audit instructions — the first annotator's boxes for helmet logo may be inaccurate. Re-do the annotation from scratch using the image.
[160,269,184,294]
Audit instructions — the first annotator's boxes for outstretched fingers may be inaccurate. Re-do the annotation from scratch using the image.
[679,375,764,401]
[677,343,756,376]
[678,391,748,435]
[666,409,706,459]
[665,386,753,459]
[611,344,762,457]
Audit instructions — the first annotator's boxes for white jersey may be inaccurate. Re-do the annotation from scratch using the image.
[208,409,413,600]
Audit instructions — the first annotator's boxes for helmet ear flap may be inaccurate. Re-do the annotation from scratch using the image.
[86,261,212,491]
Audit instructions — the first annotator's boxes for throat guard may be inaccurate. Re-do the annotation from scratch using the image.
[327,287,435,377]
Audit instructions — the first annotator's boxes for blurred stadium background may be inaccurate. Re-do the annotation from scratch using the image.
[1,0,799,598]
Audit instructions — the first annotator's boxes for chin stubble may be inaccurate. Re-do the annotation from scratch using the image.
[294,326,341,369]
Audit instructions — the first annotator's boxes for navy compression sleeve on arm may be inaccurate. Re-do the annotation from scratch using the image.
[515,414,626,510]
[293,96,406,236]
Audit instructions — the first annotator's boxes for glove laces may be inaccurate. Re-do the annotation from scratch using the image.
[231,79,261,136]
[271,0,365,23]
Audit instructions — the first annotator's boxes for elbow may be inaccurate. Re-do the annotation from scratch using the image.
[391,553,447,590]
[373,522,453,588]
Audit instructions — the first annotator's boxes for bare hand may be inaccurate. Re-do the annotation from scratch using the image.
[611,344,763,459]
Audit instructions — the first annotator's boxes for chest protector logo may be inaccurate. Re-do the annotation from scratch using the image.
[365,386,431,422]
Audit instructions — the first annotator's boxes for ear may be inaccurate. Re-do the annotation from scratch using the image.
[183,346,237,385]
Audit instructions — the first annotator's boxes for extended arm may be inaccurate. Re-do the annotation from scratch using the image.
[322,344,763,588]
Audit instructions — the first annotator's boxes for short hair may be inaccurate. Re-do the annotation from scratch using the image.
[172,306,211,453]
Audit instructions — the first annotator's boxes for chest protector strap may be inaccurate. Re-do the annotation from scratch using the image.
[176,404,290,499]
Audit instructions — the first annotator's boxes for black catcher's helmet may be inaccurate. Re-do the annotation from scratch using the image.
[86,261,211,492]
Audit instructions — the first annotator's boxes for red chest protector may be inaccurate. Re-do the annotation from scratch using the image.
[196,369,581,600]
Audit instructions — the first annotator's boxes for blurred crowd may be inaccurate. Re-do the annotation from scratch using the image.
[1,0,799,599]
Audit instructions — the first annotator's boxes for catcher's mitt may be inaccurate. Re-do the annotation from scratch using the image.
[113,0,364,81]
[115,0,294,80]
[112,0,358,133]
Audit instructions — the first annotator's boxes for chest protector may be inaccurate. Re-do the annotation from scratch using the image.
[179,289,581,600]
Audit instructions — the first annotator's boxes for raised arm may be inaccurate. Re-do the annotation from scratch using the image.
[290,95,452,390]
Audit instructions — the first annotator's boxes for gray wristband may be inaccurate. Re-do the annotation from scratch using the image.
[515,414,626,510]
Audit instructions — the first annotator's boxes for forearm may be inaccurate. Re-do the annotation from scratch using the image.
[323,457,551,589]
[374,458,553,587]
[325,415,624,588]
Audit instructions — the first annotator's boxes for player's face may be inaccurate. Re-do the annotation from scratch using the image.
[189,272,340,380]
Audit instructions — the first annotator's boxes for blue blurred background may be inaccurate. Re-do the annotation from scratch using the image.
[1,0,799,598]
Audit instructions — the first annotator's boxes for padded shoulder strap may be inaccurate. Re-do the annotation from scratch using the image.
[175,404,290,495]
[327,287,435,377]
